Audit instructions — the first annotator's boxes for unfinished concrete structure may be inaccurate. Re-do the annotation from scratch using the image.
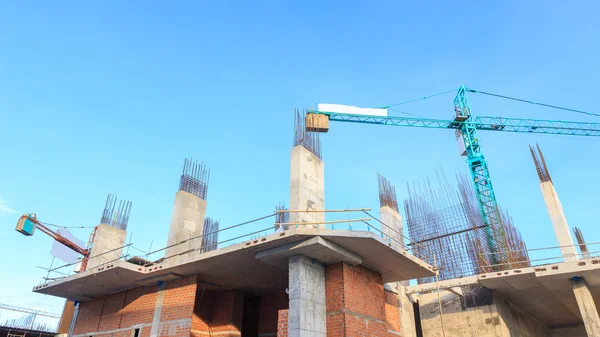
[35,227,434,337]
[378,173,403,248]
[530,143,578,262]
[406,257,600,337]
[289,110,325,228]
[165,159,210,258]
[86,194,131,270]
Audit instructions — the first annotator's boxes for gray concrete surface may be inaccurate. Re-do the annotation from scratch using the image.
[288,255,326,337]
[387,283,417,337]
[34,228,434,301]
[256,236,361,269]
[87,224,127,270]
[149,282,166,337]
[289,145,325,228]
[572,277,600,336]
[407,258,600,329]
[380,206,403,249]
[540,181,578,262]
[550,325,587,337]
[419,291,551,337]
[165,190,207,258]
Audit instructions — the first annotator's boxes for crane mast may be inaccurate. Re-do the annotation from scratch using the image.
[454,85,502,266]
[307,85,600,270]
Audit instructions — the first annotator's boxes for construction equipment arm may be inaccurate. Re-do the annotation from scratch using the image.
[309,110,600,136]
[17,214,89,257]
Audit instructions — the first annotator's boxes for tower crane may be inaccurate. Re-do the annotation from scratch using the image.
[16,213,92,271]
[307,85,600,266]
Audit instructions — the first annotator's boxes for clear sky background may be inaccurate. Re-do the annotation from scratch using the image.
[1,1,599,314]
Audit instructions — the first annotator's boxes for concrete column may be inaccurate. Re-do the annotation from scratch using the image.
[288,255,326,337]
[397,284,417,337]
[290,145,325,228]
[67,302,79,337]
[380,206,403,249]
[87,224,127,269]
[572,277,600,337]
[540,181,578,261]
[165,190,207,258]
[149,281,167,337]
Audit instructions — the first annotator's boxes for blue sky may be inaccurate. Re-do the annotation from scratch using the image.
[1,1,599,314]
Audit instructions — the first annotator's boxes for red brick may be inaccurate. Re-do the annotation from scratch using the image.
[277,309,288,337]
[384,290,400,335]
[326,263,389,337]
[258,291,288,335]
[57,300,76,334]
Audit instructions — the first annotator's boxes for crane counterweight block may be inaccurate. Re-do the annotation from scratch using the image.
[306,113,329,132]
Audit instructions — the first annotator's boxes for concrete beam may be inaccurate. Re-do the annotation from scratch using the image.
[405,276,478,294]
[572,277,600,337]
[448,287,464,297]
[256,236,362,269]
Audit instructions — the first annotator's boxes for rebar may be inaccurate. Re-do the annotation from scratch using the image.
[574,227,590,258]
[100,194,132,230]
[294,109,322,159]
[377,173,399,212]
[404,168,530,286]
[179,158,210,200]
[529,143,552,183]
[201,217,219,252]
[275,203,289,230]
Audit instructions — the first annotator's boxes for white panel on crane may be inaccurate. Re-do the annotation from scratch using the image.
[455,129,467,156]
[317,104,388,117]
[50,228,85,263]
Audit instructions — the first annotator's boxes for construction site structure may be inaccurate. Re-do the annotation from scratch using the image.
[308,85,600,274]
[86,194,131,270]
[289,110,325,228]
[21,87,600,337]
[29,118,437,337]
[378,173,404,248]
[165,158,210,258]
[530,143,578,262]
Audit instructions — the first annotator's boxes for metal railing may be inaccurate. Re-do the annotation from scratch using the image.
[37,207,431,284]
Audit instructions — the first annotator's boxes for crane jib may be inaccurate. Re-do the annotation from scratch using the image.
[308,110,600,136]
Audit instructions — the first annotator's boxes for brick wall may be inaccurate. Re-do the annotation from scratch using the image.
[73,294,105,335]
[72,275,196,337]
[120,286,158,329]
[258,291,288,336]
[57,300,76,334]
[325,263,388,337]
[210,290,244,337]
[384,289,400,336]
[159,276,197,337]
[191,289,214,336]
[276,309,288,337]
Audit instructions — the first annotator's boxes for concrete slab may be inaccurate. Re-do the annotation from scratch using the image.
[478,267,581,326]
[409,258,600,327]
[33,228,434,301]
[255,236,362,269]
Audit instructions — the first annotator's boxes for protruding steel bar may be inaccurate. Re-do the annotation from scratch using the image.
[179,158,210,200]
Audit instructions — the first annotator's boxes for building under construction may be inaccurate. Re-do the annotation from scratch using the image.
[404,169,530,282]
[18,109,600,337]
